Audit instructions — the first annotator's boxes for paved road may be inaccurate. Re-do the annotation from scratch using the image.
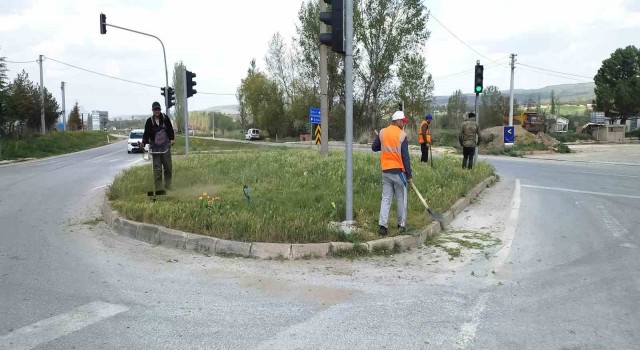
[0,141,638,349]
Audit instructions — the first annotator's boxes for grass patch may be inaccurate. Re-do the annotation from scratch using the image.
[80,217,103,226]
[329,243,370,259]
[0,131,111,160]
[109,149,494,243]
[170,136,277,155]
[424,230,501,260]
[550,132,592,143]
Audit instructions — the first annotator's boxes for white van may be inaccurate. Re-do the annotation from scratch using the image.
[245,128,261,141]
[127,129,148,153]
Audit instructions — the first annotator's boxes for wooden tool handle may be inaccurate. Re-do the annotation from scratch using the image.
[410,181,430,210]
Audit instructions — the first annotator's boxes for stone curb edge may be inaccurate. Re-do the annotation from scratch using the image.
[101,175,496,260]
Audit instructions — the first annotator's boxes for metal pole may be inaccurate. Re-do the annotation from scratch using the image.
[104,22,170,117]
[183,67,189,159]
[475,92,480,159]
[61,82,66,131]
[509,53,516,126]
[212,113,215,139]
[345,0,354,222]
[319,0,329,157]
[39,55,45,134]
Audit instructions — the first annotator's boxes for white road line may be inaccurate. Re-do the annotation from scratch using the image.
[598,206,629,238]
[90,184,108,191]
[129,158,145,166]
[107,158,123,163]
[91,149,123,160]
[454,293,489,350]
[0,301,128,350]
[521,184,640,200]
[492,179,521,272]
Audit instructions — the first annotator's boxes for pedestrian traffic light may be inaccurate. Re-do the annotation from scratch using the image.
[319,0,345,55]
[161,87,176,109]
[474,63,484,94]
[100,13,107,35]
[186,70,197,98]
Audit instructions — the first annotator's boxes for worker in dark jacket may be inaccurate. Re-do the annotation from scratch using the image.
[142,101,175,191]
[372,111,413,236]
[459,112,481,169]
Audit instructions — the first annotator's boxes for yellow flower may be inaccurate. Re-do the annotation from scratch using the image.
[198,197,203,200]
[331,202,336,209]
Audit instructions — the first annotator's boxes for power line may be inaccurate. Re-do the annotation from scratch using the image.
[44,56,236,96]
[517,62,593,79]
[44,56,160,88]
[428,12,502,65]
[434,58,508,80]
[517,66,592,82]
[4,59,38,64]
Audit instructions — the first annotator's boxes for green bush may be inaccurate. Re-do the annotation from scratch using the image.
[550,132,592,143]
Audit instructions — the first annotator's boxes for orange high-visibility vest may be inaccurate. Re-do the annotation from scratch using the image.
[418,120,432,144]
[379,125,406,172]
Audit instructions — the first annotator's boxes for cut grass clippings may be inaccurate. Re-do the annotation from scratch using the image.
[109,149,494,244]
[425,229,502,260]
[0,131,112,160]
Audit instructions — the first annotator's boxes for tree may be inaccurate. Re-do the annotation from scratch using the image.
[172,61,185,133]
[445,90,468,129]
[265,33,295,105]
[354,0,430,131]
[550,89,557,114]
[67,101,82,131]
[479,86,511,129]
[594,45,640,124]
[396,53,434,130]
[241,70,285,137]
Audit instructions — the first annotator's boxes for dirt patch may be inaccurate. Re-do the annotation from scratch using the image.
[482,125,560,150]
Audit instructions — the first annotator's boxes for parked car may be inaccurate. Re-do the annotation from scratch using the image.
[127,129,148,153]
[245,128,261,141]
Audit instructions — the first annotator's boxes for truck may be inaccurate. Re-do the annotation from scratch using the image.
[503,112,546,134]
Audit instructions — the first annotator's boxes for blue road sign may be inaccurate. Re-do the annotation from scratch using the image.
[504,126,515,144]
[309,107,321,124]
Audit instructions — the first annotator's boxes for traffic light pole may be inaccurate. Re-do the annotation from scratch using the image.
[474,92,480,159]
[345,0,354,222]
[101,21,170,115]
[319,0,329,157]
[183,67,189,159]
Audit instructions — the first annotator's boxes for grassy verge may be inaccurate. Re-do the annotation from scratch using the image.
[109,149,494,244]
[484,140,571,156]
[549,132,592,143]
[0,131,111,160]
[170,136,279,155]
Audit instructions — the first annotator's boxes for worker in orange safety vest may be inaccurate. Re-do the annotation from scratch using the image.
[418,113,433,163]
[371,111,413,237]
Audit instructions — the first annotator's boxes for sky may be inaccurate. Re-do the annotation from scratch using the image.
[1,0,639,118]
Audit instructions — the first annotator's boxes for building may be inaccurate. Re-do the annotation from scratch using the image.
[90,110,109,131]
[590,124,626,142]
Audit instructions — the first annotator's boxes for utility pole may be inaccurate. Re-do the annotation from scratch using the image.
[183,67,189,159]
[509,53,517,126]
[211,113,215,139]
[319,0,329,157]
[39,55,45,134]
[61,82,66,131]
[345,0,354,221]
[474,60,482,159]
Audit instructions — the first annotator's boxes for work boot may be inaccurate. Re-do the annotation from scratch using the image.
[397,225,411,233]
[378,225,388,237]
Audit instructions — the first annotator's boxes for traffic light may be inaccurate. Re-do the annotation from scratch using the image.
[319,0,345,55]
[186,70,197,98]
[161,87,176,109]
[99,13,107,35]
[474,63,484,94]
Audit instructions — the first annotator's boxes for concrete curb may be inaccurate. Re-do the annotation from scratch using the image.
[102,176,496,260]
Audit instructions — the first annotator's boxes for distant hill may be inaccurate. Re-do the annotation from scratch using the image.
[200,105,239,115]
[434,82,595,106]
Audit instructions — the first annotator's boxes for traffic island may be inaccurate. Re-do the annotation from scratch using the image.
[104,149,495,259]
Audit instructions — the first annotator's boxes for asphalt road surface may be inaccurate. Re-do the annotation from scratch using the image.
[1,141,638,349]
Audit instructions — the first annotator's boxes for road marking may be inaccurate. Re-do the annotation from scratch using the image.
[90,184,108,191]
[454,293,489,350]
[598,206,629,238]
[129,158,145,166]
[492,179,521,272]
[107,158,123,163]
[91,149,123,160]
[0,301,128,350]
[521,184,640,200]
